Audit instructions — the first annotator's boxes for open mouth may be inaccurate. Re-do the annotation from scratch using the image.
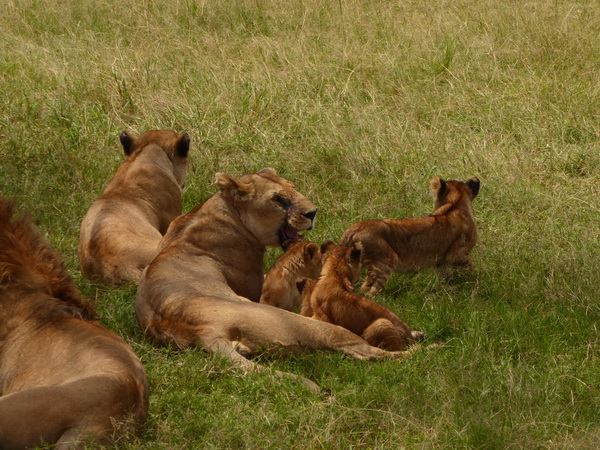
[278,224,303,246]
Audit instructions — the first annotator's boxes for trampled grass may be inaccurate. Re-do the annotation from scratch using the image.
[0,0,598,447]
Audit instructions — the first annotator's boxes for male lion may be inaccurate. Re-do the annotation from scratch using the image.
[136,169,413,392]
[299,242,422,351]
[79,129,190,284]
[340,176,480,295]
[0,198,148,449]
[260,239,324,311]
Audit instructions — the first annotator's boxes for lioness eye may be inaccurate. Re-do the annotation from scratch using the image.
[273,194,290,208]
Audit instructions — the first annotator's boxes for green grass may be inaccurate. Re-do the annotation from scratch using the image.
[1,0,599,447]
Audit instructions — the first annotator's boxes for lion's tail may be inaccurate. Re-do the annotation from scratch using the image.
[0,197,96,319]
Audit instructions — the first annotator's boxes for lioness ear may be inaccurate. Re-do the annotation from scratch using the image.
[467,177,480,198]
[215,173,255,202]
[430,176,447,199]
[119,131,135,156]
[176,133,190,158]
[320,240,336,254]
[305,243,319,260]
[296,278,308,294]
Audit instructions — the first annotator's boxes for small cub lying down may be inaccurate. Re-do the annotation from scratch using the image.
[260,240,324,311]
[299,241,423,351]
[340,176,480,295]
[79,129,190,284]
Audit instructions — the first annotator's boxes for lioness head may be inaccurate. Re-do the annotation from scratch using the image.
[430,176,480,209]
[215,168,317,248]
[119,130,191,186]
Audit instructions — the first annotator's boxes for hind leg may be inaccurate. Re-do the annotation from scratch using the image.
[361,318,415,351]
[361,254,399,296]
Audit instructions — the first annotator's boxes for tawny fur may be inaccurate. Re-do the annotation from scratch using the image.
[0,198,148,449]
[299,243,420,351]
[78,129,190,284]
[136,169,414,393]
[260,240,323,311]
[340,176,480,295]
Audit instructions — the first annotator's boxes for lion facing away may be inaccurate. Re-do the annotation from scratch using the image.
[78,129,190,285]
[259,239,324,312]
[136,169,414,392]
[340,176,480,296]
[0,198,148,449]
[299,242,422,351]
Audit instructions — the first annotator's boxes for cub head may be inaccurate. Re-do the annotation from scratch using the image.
[119,130,191,187]
[215,168,317,248]
[430,176,480,209]
[322,241,362,287]
[296,276,318,300]
[281,240,323,279]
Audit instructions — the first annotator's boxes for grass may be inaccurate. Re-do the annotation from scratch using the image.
[1,0,599,447]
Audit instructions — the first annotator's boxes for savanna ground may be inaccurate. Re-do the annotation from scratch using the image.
[1,0,598,448]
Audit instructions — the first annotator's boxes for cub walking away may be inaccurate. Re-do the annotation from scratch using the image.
[340,176,480,295]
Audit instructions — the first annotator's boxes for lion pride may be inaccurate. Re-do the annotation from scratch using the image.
[0,198,148,449]
[78,129,190,284]
[136,169,413,392]
[299,242,422,351]
[340,176,480,295]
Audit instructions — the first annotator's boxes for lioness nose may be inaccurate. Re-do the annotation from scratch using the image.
[303,209,317,229]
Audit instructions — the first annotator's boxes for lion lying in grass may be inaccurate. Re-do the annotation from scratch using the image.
[260,239,324,311]
[298,241,423,351]
[0,198,148,449]
[340,176,480,295]
[136,169,413,392]
[79,129,190,284]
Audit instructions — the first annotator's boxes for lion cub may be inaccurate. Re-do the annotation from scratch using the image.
[79,129,190,284]
[340,176,480,295]
[260,240,324,311]
[299,242,421,351]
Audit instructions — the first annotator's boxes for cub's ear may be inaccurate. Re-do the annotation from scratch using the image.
[215,173,255,202]
[176,133,190,158]
[430,176,447,199]
[119,131,135,156]
[304,242,319,260]
[349,244,362,264]
[296,278,308,294]
[320,240,336,254]
[467,177,480,198]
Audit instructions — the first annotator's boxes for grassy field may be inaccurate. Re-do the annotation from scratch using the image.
[1,0,599,447]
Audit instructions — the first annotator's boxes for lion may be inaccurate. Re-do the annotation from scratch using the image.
[259,239,324,311]
[0,198,148,449]
[298,242,423,351]
[78,129,190,285]
[136,169,415,392]
[340,176,480,296]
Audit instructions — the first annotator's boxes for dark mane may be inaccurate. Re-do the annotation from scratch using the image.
[0,198,97,320]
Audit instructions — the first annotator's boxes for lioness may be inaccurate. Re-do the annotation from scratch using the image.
[0,198,148,449]
[79,129,190,284]
[136,169,413,392]
[340,176,480,295]
[299,242,421,351]
[260,239,324,311]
